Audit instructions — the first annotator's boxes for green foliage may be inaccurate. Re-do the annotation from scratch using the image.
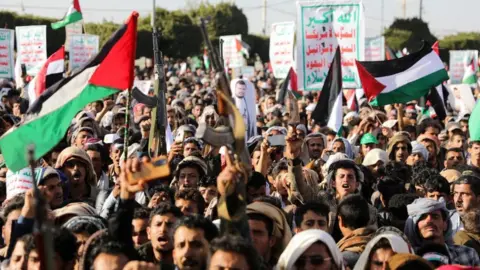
[1,3,269,61]
[440,32,480,50]
[384,18,437,52]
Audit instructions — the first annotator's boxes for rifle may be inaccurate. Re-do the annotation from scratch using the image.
[197,18,251,240]
[27,146,54,270]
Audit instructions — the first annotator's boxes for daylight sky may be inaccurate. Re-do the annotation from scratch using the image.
[1,0,478,38]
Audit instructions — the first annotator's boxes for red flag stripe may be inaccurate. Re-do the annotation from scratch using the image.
[355,59,386,101]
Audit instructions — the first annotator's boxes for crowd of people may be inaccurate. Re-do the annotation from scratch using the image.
[0,55,478,270]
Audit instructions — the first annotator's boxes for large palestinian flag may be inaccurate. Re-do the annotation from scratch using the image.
[51,0,83,30]
[1,12,138,172]
[356,41,449,107]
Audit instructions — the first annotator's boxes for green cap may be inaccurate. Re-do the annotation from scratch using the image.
[360,133,378,145]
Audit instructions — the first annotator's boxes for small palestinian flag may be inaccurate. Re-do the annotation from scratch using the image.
[312,46,343,133]
[51,0,83,30]
[277,67,301,104]
[462,55,477,85]
[356,41,449,107]
[427,84,449,121]
[27,46,65,106]
[235,39,251,59]
[0,12,138,172]
[344,89,358,112]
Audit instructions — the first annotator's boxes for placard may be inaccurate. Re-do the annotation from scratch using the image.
[0,29,15,78]
[69,34,99,71]
[15,25,47,76]
[220,35,244,68]
[65,21,83,51]
[364,36,385,61]
[449,50,478,84]
[270,22,295,79]
[296,0,365,90]
[6,167,43,200]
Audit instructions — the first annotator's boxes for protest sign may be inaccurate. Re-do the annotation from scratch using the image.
[65,21,83,51]
[220,35,244,68]
[446,84,476,115]
[6,167,43,200]
[364,36,384,61]
[270,22,295,79]
[0,29,15,79]
[449,50,478,84]
[69,34,99,71]
[15,25,47,76]
[296,0,365,90]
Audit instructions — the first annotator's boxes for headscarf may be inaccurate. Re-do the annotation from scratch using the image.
[362,149,388,167]
[276,229,345,270]
[411,141,429,161]
[53,202,97,221]
[330,137,354,159]
[404,198,453,248]
[55,146,97,187]
[386,133,411,160]
[386,254,433,270]
[305,132,327,147]
[353,232,414,270]
[198,105,218,124]
[247,201,292,262]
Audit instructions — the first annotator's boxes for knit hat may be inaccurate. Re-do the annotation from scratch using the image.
[360,133,378,145]
[411,141,429,161]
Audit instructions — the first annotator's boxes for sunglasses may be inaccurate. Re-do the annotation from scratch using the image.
[295,256,332,268]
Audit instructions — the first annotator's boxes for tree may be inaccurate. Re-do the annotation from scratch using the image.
[384,18,437,52]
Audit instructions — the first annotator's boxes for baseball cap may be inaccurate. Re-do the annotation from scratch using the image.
[360,133,379,145]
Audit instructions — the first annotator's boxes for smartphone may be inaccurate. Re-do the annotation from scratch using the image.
[126,156,170,184]
[268,135,286,146]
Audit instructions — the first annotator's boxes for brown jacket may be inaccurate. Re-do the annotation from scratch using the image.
[337,226,376,253]
[454,230,480,256]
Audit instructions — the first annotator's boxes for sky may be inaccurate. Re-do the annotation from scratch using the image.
[1,0,479,38]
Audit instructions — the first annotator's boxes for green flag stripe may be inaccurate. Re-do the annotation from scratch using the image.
[0,85,118,171]
[51,11,83,30]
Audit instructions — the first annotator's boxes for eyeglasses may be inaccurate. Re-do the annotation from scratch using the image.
[295,256,332,268]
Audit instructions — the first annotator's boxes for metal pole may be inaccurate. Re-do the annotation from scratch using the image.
[380,0,384,35]
[262,0,267,35]
[419,0,423,19]
[402,0,406,18]
[152,0,155,28]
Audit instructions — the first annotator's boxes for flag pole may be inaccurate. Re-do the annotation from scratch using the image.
[123,91,131,163]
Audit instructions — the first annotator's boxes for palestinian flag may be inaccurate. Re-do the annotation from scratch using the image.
[427,84,449,121]
[27,46,65,106]
[235,39,250,59]
[1,12,138,172]
[344,89,358,112]
[203,47,210,71]
[432,41,439,56]
[462,55,477,85]
[277,67,301,104]
[356,41,449,107]
[51,0,83,30]
[312,46,343,132]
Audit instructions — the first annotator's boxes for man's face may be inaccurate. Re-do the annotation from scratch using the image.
[209,249,250,270]
[178,167,200,190]
[444,151,465,169]
[460,121,469,134]
[332,141,345,154]
[192,105,203,118]
[112,118,125,133]
[407,153,425,166]
[424,127,440,137]
[334,168,358,198]
[132,218,149,248]
[147,213,177,252]
[173,227,208,270]
[296,130,306,141]
[420,140,436,160]
[296,210,328,232]
[449,135,466,149]
[295,242,335,270]
[369,247,395,270]
[148,192,170,208]
[110,147,121,165]
[251,150,261,167]
[12,103,21,117]
[2,209,21,246]
[86,150,102,176]
[10,240,27,270]
[394,142,409,162]
[266,98,275,109]
[235,83,247,98]
[367,160,384,177]
[199,185,217,205]
[468,143,480,162]
[307,137,324,159]
[361,143,375,156]
[454,184,480,213]
[206,115,216,127]
[183,143,198,157]
[74,131,93,147]
[426,191,448,202]
[49,151,60,167]
[417,210,446,241]
[42,176,63,209]
[247,185,266,203]
[167,110,175,128]
[248,219,274,260]
[175,199,199,216]
[92,252,129,270]
[63,158,87,188]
